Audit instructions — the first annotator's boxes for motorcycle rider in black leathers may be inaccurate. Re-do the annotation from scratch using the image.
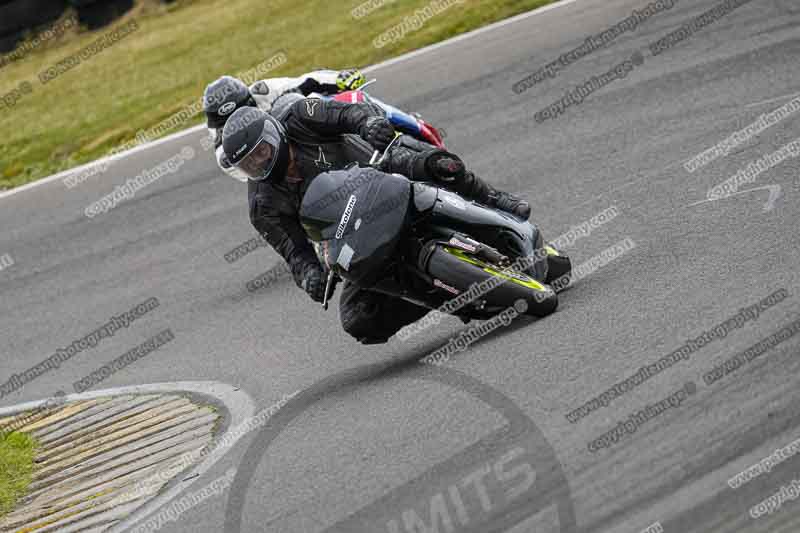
[221,98,531,344]
[203,69,369,182]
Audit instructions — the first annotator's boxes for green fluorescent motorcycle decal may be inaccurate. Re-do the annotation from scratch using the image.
[442,247,549,292]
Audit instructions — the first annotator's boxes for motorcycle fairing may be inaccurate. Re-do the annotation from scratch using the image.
[424,188,549,281]
[300,168,412,284]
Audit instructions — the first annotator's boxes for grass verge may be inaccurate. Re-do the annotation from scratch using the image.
[0,0,557,190]
[0,431,37,518]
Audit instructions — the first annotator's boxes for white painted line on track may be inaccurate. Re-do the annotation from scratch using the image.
[0,125,206,200]
[0,0,582,202]
[362,0,581,73]
[745,90,800,108]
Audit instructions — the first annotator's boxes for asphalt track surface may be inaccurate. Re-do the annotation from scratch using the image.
[2,0,800,531]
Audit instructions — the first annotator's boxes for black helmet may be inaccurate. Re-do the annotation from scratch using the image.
[203,76,256,129]
[222,107,289,182]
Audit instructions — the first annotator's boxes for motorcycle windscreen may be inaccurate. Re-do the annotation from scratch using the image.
[300,168,411,284]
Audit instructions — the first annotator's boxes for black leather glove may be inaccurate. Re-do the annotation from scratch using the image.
[360,116,395,152]
[300,265,338,303]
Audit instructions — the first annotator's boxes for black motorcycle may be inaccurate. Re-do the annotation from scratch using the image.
[299,138,572,320]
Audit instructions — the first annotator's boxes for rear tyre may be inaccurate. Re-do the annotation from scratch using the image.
[424,244,558,318]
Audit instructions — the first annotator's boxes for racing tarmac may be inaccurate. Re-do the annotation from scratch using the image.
[1,0,800,531]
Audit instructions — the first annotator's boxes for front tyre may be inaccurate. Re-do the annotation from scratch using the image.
[423,245,558,317]
[543,244,572,292]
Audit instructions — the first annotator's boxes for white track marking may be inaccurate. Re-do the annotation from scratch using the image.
[688,184,783,212]
[0,125,206,200]
[0,0,581,201]
[361,0,581,73]
[745,90,800,108]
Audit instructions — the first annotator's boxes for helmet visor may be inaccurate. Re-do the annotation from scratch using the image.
[236,140,275,179]
[233,117,284,181]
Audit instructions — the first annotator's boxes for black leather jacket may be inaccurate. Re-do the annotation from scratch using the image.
[248,98,440,288]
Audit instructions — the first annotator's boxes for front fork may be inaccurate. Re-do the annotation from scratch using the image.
[322,270,336,310]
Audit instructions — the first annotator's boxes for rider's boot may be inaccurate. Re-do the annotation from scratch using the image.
[482,177,531,220]
[427,155,531,220]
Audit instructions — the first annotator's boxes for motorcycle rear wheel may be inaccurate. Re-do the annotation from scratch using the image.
[425,245,558,317]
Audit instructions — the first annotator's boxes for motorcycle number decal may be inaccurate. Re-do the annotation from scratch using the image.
[336,195,358,239]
